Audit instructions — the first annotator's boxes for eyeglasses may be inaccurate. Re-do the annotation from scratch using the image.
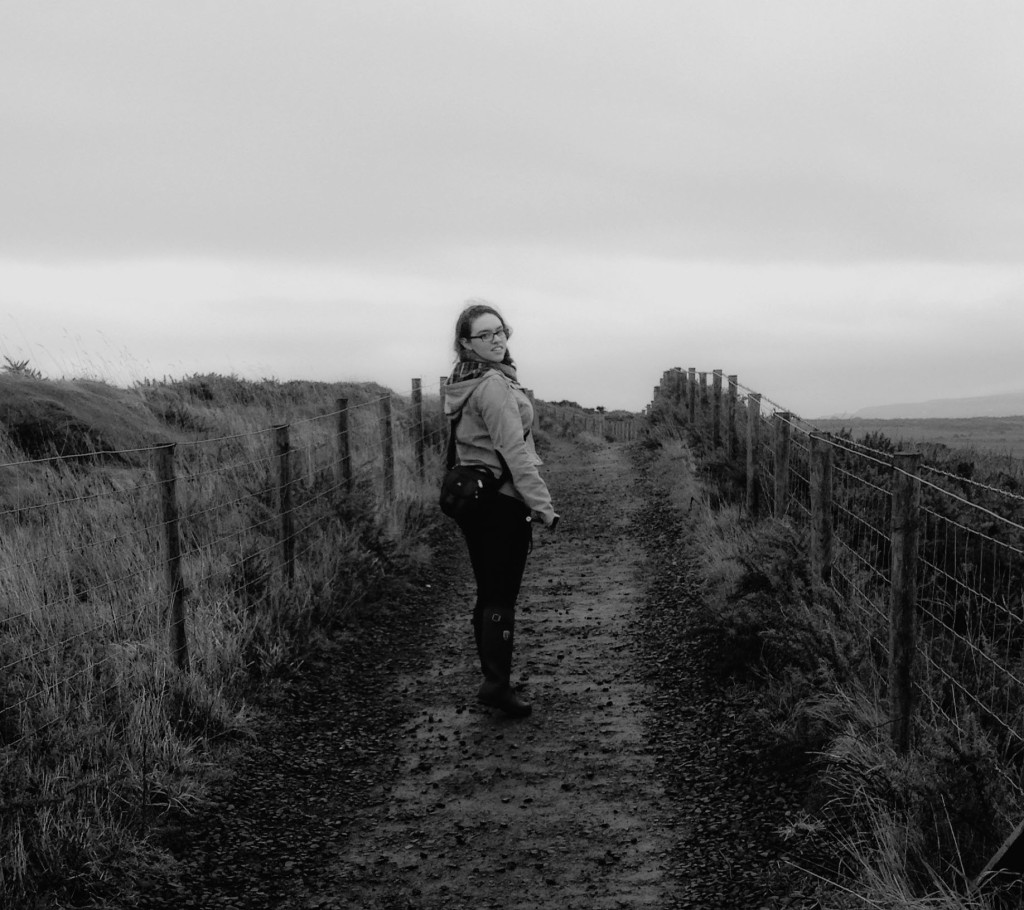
[468,326,511,343]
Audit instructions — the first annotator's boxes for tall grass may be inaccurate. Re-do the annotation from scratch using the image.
[643,426,1024,910]
[0,372,444,907]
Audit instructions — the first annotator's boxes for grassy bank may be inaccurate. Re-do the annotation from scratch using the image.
[0,372,444,908]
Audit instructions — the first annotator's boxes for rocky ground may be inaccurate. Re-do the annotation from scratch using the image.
[96,433,827,909]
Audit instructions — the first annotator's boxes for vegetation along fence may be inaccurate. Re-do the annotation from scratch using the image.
[650,368,1024,775]
[0,374,455,896]
[532,401,642,443]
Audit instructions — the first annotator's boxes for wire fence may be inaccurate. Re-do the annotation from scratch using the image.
[651,368,1024,784]
[534,402,644,442]
[0,379,610,767]
[0,384,445,791]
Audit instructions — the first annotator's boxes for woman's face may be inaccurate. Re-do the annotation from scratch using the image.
[461,313,508,364]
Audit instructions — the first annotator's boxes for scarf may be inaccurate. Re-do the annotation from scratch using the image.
[448,355,519,386]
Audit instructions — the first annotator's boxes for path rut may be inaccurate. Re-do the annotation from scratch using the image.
[333,437,675,908]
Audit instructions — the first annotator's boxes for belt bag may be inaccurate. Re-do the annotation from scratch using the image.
[439,402,514,522]
[439,463,506,521]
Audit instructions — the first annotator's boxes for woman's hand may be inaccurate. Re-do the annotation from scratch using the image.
[533,510,559,531]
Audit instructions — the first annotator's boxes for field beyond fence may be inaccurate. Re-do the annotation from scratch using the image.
[813,415,1024,462]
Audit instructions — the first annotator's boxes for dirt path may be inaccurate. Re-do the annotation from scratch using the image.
[105,434,820,910]
[332,436,675,908]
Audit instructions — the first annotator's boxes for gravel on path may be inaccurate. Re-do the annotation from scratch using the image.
[329,435,677,909]
[96,434,823,909]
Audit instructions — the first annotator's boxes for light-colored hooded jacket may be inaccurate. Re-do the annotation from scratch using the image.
[443,370,556,524]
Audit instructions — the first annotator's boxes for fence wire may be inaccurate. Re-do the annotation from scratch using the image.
[0,388,445,761]
[654,368,1024,792]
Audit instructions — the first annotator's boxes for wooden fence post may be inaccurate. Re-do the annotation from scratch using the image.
[712,370,723,449]
[439,375,447,439]
[276,425,295,586]
[890,452,922,753]
[380,393,395,501]
[774,411,792,517]
[698,373,708,438]
[727,375,739,460]
[156,444,188,672]
[746,393,762,517]
[687,368,697,425]
[411,378,425,480]
[810,433,834,583]
[336,398,352,497]
[673,369,684,407]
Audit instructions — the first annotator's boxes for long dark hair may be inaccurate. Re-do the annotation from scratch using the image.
[452,299,514,365]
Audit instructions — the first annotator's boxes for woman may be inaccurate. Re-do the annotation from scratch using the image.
[444,300,559,718]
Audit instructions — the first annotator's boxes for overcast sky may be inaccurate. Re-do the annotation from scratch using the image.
[2,1,1023,417]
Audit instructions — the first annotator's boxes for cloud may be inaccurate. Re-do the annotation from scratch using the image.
[3,2,1024,262]
[2,3,1024,416]
[2,252,1022,415]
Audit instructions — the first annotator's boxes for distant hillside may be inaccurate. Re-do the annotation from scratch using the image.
[853,391,1024,419]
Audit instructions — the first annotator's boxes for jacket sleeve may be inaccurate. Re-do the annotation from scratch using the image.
[473,374,556,522]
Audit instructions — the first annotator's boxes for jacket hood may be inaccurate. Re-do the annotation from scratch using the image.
[443,372,493,419]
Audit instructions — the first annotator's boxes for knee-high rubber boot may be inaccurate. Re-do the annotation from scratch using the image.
[477,607,531,718]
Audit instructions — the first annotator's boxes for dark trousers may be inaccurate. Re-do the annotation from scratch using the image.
[458,494,532,664]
